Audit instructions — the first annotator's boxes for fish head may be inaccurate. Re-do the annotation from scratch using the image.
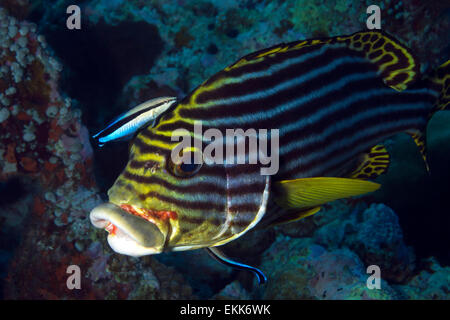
[90,123,271,257]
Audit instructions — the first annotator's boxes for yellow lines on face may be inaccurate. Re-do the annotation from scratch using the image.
[138,134,176,151]
[134,151,166,164]
[152,105,196,126]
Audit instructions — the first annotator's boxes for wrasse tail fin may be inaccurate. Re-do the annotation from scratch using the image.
[274,177,380,209]
[348,144,391,179]
[205,247,267,284]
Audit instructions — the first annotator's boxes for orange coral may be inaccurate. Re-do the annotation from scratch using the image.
[16,59,51,113]
[16,111,31,121]
[5,143,16,163]
[55,169,66,185]
[33,196,46,216]
[44,160,58,172]
[19,156,38,172]
[48,118,63,142]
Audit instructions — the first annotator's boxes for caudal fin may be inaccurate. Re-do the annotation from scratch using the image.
[430,60,450,111]
[413,60,450,173]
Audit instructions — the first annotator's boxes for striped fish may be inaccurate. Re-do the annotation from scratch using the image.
[90,31,449,282]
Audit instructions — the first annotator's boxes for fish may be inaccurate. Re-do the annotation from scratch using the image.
[92,96,177,147]
[89,30,449,283]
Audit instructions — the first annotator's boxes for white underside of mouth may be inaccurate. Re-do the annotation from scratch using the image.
[106,226,160,257]
[89,204,161,257]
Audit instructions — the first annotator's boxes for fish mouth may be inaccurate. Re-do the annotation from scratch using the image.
[89,203,166,257]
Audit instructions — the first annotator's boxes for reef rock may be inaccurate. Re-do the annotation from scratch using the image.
[258,235,399,299]
[343,203,416,283]
[0,8,194,300]
[393,258,450,299]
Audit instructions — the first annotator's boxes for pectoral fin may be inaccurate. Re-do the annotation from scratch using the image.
[274,177,380,209]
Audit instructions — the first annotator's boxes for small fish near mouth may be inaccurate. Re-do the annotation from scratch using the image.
[89,202,166,256]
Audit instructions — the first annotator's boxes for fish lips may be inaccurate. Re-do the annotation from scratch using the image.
[90,202,165,256]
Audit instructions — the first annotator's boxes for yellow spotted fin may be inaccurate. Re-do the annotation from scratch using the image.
[335,31,420,91]
[348,144,391,179]
[274,177,380,209]
[226,31,420,91]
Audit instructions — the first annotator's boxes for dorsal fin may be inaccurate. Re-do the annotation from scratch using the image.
[334,31,420,91]
[348,144,391,180]
[226,31,420,91]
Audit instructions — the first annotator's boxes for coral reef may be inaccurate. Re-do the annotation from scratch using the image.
[213,280,251,300]
[255,201,421,299]
[0,7,194,299]
[256,216,448,300]
[344,204,416,283]
[393,258,450,299]
[258,236,400,299]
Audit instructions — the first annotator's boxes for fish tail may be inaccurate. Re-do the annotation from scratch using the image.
[408,60,450,172]
[430,60,450,112]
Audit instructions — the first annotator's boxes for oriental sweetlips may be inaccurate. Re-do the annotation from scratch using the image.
[89,31,449,283]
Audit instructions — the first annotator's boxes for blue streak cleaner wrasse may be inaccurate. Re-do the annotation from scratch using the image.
[92,96,177,146]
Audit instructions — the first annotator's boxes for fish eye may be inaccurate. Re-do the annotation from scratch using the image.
[169,151,202,177]
[179,162,201,173]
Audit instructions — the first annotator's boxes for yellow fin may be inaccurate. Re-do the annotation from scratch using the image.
[274,177,380,209]
[336,31,420,91]
[348,144,390,180]
[269,207,321,227]
[226,31,419,90]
